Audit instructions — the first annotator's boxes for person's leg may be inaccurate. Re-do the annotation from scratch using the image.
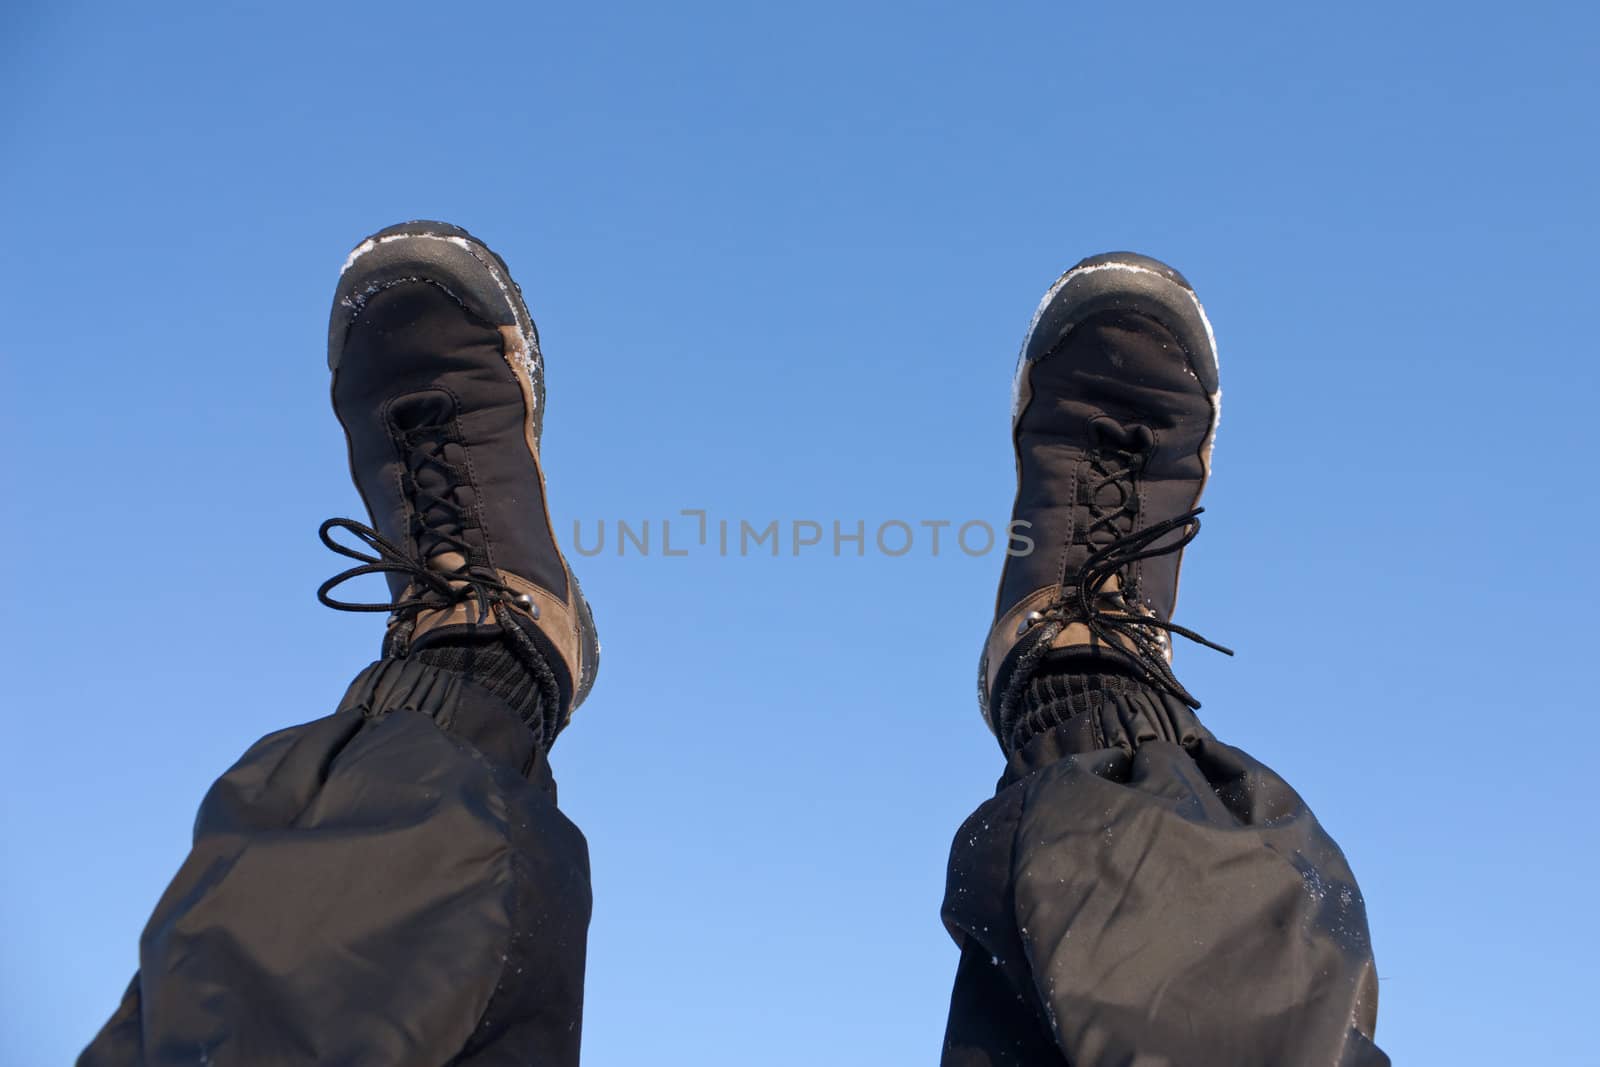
[942,256,1386,1067]
[82,222,601,1067]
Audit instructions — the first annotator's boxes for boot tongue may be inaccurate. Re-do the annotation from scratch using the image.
[403,548,506,654]
[427,549,471,576]
[1046,571,1163,668]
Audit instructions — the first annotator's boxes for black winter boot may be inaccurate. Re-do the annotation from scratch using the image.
[318,221,600,745]
[979,252,1231,753]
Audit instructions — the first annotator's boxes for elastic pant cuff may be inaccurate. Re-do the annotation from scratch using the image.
[338,657,548,782]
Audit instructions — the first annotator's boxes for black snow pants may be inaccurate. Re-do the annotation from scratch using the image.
[81,660,1388,1066]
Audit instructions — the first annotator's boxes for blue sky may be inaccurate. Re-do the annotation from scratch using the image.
[2,2,1595,1064]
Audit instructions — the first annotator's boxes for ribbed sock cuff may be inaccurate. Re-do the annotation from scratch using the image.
[1008,668,1159,753]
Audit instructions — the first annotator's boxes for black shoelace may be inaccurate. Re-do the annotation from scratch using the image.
[318,425,528,631]
[1032,507,1234,708]
[318,512,559,734]
[1019,422,1233,709]
[316,517,518,625]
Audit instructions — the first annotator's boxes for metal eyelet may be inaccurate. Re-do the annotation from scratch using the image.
[1015,610,1045,637]
[513,593,540,620]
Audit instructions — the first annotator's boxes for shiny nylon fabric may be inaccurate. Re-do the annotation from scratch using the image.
[81,677,1383,1065]
[80,700,590,1067]
[940,690,1387,1066]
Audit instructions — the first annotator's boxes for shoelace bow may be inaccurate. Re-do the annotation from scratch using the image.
[1035,507,1233,708]
[318,427,517,626]
[1022,430,1232,709]
[316,517,517,624]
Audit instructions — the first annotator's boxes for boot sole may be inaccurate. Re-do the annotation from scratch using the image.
[1012,251,1221,443]
[998,252,1223,709]
[327,220,548,439]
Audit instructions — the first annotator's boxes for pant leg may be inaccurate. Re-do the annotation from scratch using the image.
[80,658,592,1067]
[940,690,1388,1067]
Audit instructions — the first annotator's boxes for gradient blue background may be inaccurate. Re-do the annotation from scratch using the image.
[3,3,1595,1064]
